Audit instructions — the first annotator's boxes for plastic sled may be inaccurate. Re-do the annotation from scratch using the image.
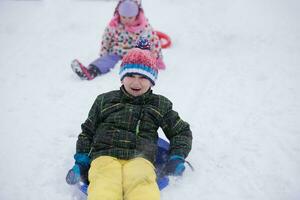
[76,137,170,195]
[155,31,172,49]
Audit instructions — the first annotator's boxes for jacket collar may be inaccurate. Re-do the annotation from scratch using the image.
[120,85,152,105]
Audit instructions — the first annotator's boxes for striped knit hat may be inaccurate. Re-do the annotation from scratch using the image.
[119,48,158,85]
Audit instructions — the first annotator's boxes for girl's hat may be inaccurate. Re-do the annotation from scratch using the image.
[120,48,158,85]
[118,0,139,17]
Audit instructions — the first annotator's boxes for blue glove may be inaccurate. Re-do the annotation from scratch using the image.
[164,155,186,176]
[66,153,90,185]
[66,164,81,185]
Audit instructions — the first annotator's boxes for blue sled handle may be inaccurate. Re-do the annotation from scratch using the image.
[157,176,170,190]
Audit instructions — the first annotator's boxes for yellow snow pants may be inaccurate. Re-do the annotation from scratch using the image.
[87,156,160,200]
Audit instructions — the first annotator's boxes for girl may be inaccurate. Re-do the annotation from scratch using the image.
[71,0,165,80]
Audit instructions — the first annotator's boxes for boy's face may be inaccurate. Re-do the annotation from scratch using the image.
[120,15,137,26]
[122,74,152,97]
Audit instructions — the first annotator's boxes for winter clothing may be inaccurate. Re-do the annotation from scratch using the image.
[163,155,186,176]
[118,0,139,17]
[72,66,192,198]
[66,153,90,185]
[74,153,91,166]
[109,0,143,32]
[135,37,151,50]
[156,58,165,69]
[89,54,121,74]
[103,11,163,61]
[115,0,142,12]
[71,0,165,80]
[66,164,81,185]
[76,86,193,164]
[100,0,165,69]
[71,59,99,80]
[88,156,160,200]
[119,48,158,85]
[109,10,147,33]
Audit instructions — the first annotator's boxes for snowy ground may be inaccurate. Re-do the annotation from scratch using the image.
[0,0,300,199]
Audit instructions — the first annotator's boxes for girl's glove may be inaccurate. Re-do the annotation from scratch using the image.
[164,155,186,176]
[66,153,90,185]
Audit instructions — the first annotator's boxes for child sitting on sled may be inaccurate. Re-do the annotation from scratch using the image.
[66,42,192,200]
[71,0,165,80]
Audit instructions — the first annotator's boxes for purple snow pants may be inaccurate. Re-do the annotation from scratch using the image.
[89,54,121,74]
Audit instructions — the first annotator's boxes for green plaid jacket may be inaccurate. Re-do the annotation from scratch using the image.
[76,86,192,163]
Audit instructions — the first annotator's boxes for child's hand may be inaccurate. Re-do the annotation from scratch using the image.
[65,153,90,185]
[66,164,81,185]
[163,155,185,176]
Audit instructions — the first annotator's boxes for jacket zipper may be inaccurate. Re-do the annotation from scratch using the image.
[135,107,144,136]
[135,120,141,135]
[88,147,94,157]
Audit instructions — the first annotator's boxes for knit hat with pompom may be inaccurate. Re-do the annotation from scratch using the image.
[119,48,158,85]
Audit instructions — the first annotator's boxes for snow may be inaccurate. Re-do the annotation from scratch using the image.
[0,0,300,199]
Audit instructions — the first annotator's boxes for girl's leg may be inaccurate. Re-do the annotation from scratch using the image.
[88,156,123,200]
[89,54,121,74]
[123,157,160,200]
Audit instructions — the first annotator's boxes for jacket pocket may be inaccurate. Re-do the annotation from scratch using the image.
[92,130,115,150]
[112,130,136,149]
[93,130,137,150]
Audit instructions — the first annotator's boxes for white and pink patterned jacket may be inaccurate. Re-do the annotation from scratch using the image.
[99,1,165,69]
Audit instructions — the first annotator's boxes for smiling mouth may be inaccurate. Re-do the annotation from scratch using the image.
[131,88,141,92]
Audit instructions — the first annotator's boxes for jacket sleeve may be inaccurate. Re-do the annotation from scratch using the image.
[99,26,114,57]
[161,102,193,158]
[76,96,103,154]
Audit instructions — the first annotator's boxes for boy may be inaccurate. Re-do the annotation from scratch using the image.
[67,47,192,200]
